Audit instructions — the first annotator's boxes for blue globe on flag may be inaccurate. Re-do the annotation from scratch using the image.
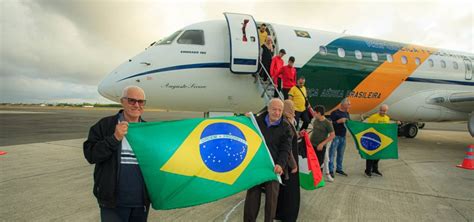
[199,123,248,172]
[360,132,381,151]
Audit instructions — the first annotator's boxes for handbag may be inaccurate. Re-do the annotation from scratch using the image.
[296,86,314,119]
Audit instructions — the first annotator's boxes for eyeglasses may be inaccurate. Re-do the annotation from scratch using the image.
[122,97,146,106]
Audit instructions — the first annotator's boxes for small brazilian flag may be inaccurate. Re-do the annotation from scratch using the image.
[346,120,398,160]
[126,116,278,210]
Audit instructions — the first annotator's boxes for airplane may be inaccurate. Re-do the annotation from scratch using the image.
[98,12,474,139]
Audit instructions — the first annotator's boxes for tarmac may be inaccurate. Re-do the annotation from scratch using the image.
[1,106,473,221]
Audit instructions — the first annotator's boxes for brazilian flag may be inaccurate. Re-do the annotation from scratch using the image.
[346,120,398,160]
[126,116,278,210]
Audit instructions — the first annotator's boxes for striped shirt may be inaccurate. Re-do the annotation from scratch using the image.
[121,138,138,165]
[117,112,145,206]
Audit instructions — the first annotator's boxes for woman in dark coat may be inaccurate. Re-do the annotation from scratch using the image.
[260,36,274,81]
[275,100,301,222]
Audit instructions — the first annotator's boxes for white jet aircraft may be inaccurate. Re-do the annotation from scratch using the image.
[98,13,474,138]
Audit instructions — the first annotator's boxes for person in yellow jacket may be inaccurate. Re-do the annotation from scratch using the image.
[258,23,269,46]
[364,104,391,177]
[288,77,310,130]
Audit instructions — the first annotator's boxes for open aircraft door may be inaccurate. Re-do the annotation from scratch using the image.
[224,13,260,74]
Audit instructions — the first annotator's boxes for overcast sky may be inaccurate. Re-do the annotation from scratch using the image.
[1,0,473,103]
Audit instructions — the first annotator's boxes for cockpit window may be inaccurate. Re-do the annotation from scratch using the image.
[156,30,182,45]
[177,30,205,45]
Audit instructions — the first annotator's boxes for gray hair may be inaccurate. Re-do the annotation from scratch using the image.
[267,98,283,107]
[341,97,350,105]
[121,85,146,99]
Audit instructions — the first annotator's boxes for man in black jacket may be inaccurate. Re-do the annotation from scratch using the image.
[243,98,293,222]
[83,86,150,222]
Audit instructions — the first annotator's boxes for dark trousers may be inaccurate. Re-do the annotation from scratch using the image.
[275,172,300,222]
[366,159,380,172]
[259,63,270,81]
[244,181,280,222]
[315,146,326,171]
[274,78,282,98]
[100,206,149,222]
[282,88,290,100]
[295,110,310,130]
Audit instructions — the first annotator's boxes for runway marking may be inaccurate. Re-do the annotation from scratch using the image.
[223,198,245,222]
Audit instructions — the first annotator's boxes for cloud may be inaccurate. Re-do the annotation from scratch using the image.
[0,0,472,103]
[0,74,109,103]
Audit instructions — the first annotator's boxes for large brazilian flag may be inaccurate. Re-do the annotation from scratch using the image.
[346,120,398,160]
[126,116,278,210]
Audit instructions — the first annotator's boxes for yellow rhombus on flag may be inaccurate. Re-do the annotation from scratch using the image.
[355,127,393,156]
[160,119,262,185]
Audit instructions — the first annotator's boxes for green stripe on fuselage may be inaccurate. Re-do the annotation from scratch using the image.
[298,36,404,110]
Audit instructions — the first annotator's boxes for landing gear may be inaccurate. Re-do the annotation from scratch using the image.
[398,122,419,138]
[405,124,418,138]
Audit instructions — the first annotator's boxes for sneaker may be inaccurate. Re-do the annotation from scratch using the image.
[326,173,334,182]
[364,171,372,178]
[329,171,335,178]
[372,170,383,177]
[336,170,348,176]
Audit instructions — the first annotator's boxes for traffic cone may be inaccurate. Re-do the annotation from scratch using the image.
[456,144,474,170]
[0,151,7,155]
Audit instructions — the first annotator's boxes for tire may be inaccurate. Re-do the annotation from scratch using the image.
[418,123,425,129]
[405,124,418,138]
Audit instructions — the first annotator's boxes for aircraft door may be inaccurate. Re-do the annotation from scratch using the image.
[464,59,473,80]
[224,13,259,74]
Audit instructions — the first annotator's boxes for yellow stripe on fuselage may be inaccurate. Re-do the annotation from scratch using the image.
[348,45,437,113]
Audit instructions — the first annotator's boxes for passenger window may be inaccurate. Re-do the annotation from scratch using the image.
[355,50,362,60]
[319,46,328,55]
[415,57,421,66]
[156,30,182,45]
[386,54,393,63]
[428,59,434,67]
[453,61,459,70]
[338,48,345,57]
[440,60,446,68]
[401,56,408,64]
[177,30,205,45]
[371,53,378,62]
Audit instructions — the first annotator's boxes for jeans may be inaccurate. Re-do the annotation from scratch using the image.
[328,136,346,173]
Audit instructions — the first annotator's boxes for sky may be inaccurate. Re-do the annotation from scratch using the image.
[1,0,473,104]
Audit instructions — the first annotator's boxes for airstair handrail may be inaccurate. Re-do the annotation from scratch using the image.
[258,61,284,101]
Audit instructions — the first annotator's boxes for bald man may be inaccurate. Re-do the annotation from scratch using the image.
[364,104,391,177]
[244,98,293,222]
[84,86,150,222]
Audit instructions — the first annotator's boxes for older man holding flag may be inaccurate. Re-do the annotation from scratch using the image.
[346,104,399,178]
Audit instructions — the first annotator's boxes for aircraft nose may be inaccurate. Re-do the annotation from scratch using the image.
[98,77,119,102]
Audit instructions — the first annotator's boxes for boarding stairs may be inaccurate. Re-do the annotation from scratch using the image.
[256,61,284,106]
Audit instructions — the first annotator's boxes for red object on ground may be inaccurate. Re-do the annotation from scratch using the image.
[0,151,7,155]
[456,144,474,170]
